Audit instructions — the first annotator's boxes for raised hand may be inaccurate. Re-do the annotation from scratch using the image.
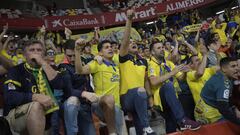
[94,27,100,32]
[127,9,135,20]
[40,25,46,34]
[3,23,8,33]
[65,27,72,36]
[172,64,185,75]
[75,38,86,51]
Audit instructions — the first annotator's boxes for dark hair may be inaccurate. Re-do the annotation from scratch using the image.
[164,41,171,45]
[220,57,237,68]
[111,41,118,45]
[23,40,44,51]
[63,39,75,51]
[150,41,162,51]
[97,40,111,52]
[205,33,217,48]
[143,46,149,51]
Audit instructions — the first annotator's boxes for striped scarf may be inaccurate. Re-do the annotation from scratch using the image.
[25,63,59,114]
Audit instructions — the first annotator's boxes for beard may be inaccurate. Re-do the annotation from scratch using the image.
[157,54,164,62]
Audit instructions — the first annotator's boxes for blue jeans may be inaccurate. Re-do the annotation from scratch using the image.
[51,105,63,135]
[64,101,96,135]
[92,102,124,134]
[51,89,64,135]
[120,87,149,135]
[160,82,185,133]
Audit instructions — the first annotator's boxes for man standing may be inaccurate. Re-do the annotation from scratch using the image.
[119,9,155,135]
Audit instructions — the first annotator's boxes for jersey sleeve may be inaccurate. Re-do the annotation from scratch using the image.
[88,60,99,74]
[148,62,158,77]
[3,68,32,107]
[207,67,217,75]
[119,54,131,63]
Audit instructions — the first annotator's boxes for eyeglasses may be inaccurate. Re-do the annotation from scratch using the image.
[46,51,55,56]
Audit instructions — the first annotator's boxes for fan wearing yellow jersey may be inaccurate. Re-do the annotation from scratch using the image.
[187,44,218,104]
[119,9,156,135]
[148,41,201,133]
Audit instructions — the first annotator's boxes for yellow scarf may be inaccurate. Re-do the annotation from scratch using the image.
[25,63,59,114]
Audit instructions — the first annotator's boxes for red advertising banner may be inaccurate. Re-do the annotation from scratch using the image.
[44,14,106,30]
[156,0,216,13]
[0,18,43,30]
[0,0,216,30]
[44,0,216,30]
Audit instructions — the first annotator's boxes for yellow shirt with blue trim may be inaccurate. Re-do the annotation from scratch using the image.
[119,54,148,95]
[187,67,216,104]
[88,60,120,106]
[148,57,182,110]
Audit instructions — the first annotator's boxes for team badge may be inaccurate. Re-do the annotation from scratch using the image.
[223,89,230,99]
[224,80,230,89]
[150,68,154,74]
[8,83,16,90]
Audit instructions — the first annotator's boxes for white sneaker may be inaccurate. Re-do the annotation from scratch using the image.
[143,127,156,135]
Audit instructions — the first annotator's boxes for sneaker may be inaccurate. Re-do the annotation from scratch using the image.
[179,118,201,131]
[143,127,156,135]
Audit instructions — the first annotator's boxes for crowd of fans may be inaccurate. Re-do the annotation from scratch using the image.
[102,0,166,12]
[0,8,90,19]
[40,8,90,17]
[0,8,22,19]
[0,3,240,135]
[1,0,167,19]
